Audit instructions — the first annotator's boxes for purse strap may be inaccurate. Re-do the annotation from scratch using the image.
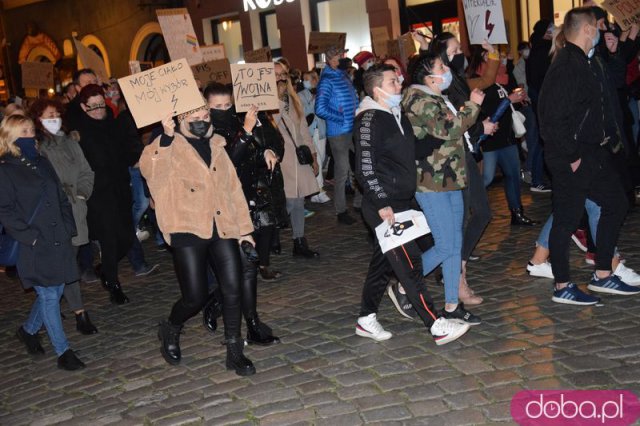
[278,115,300,149]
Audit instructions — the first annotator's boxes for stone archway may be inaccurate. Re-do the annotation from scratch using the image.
[130,22,163,61]
[18,31,61,64]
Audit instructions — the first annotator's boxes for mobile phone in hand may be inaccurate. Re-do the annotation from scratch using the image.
[241,240,259,263]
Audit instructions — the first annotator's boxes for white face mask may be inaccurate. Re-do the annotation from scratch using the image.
[362,61,374,71]
[41,117,62,135]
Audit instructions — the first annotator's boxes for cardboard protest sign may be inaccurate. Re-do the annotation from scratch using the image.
[601,0,640,30]
[244,47,273,63]
[201,44,226,62]
[370,26,390,57]
[387,39,401,60]
[118,58,204,128]
[399,32,417,60]
[156,8,203,66]
[21,61,54,89]
[74,38,109,83]
[308,32,347,54]
[230,62,278,113]
[462,0,508,45]
[191,59,232,85]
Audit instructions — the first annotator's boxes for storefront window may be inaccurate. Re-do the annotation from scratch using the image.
[316,0,372,54]
[260,11,282,57]
[213,18,243,64]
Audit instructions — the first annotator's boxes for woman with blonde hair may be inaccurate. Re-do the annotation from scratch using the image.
[273,59,321,258]
[0,115,85,370]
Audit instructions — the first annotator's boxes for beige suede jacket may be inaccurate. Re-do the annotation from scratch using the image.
[140,132,253,245]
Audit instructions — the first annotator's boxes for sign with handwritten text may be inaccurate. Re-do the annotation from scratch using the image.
[201,44,226,61]
[156,8,203,66]
[601,0,640,30]
[118,58,204,128]
[462,0,507,45]
[230,62,278,113]
[370,26,390,57]
[244,46,273,63]
[21,61,54,89]
[191,59,232,86]
[308,32,347,54]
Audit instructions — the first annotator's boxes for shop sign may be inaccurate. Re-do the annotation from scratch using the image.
[244,0,296,12]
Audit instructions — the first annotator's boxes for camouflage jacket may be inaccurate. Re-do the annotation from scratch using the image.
[402,85,480,192]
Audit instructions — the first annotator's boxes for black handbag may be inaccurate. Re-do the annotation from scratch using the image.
[280,116,314,165]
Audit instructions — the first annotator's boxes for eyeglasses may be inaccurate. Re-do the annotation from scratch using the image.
[275,72,289,79]
[85,103,106,112]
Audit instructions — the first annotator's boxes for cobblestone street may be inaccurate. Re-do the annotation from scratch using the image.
[1,185,639,425]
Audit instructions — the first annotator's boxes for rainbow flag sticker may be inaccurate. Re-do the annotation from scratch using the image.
[186,34,198,47]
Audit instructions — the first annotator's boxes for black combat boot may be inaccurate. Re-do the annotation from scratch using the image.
[510,207,539,226]
[225,337,256,376]
[75,311,98,335]
[292,237,319,258]
[158,320,183,365]
[246,317,280,346]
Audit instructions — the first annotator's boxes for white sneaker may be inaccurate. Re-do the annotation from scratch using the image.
[310,192,331,204]
[136,229,150,242]
[527,261,554,279]
[430,317,470,346]
[614,263,640,286]
[355,313,392,341]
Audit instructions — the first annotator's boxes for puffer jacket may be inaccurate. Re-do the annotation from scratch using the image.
[315,65,358,137]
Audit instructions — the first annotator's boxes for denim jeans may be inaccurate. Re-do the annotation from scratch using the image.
[536,199,616,256]
[522,105,545,186]
[629,98,639,147]
[483,144,522,210]
[129,167,150,229]
[24,284,69,356]
[416,190,464,304]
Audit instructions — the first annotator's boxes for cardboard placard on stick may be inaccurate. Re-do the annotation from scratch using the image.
[370,26,390,57]
[156,8,203,66]
[21,61,54,89]
[462,0,508,45]
[201,44,226,62]
[308,32,347,54]
[399,32,417,61]
[601,0,640,30]
[118,58,204,129]
[230,62,278,113]
[74,38,109,83]
[191,59,232,86]
[244,47,272,64]
[386,39,401,60]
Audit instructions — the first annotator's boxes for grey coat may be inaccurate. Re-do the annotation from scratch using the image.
[39,133,94,246]
[0,155,79,288]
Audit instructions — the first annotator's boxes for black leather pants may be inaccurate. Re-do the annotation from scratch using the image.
[169,233,242,339]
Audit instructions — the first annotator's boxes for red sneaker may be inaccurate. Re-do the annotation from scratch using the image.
[585,252,595,265]
[571,229,588,252]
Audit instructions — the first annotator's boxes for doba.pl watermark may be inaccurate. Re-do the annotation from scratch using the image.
[511,390,640,425]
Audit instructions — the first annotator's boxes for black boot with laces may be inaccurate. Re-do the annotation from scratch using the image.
[158,320,183,365]
[225,337,256,376]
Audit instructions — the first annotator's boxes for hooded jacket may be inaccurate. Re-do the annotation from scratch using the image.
[354,96,416,213]
[315,65,359,137]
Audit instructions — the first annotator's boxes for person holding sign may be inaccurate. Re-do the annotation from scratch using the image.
[140,105,258,376]
[76,84,136,306]
[353,64,470,345]
[402,53,485,326]
[204,82,283,345]
[273,60,321,258]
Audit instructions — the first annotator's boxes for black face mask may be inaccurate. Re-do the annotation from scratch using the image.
[189,120,211,138]
[210,107,235,130]
[449,53,466,73]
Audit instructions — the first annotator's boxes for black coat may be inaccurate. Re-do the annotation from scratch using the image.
[0,155,78,288]
[77,112,134,251]
[217,110,288,229]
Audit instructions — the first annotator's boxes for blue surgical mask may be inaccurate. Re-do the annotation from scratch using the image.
[377,88,402,109]
[15,137,38,161]
[592,28,600,48]
[303,80,312,90]
[430,70,453,91]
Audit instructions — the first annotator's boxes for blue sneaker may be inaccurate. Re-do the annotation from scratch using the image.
[587,274,640,296]
[552,283,601,306]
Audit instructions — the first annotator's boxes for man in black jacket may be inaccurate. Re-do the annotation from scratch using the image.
[538,7,639,306]
[353,64,470,346]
